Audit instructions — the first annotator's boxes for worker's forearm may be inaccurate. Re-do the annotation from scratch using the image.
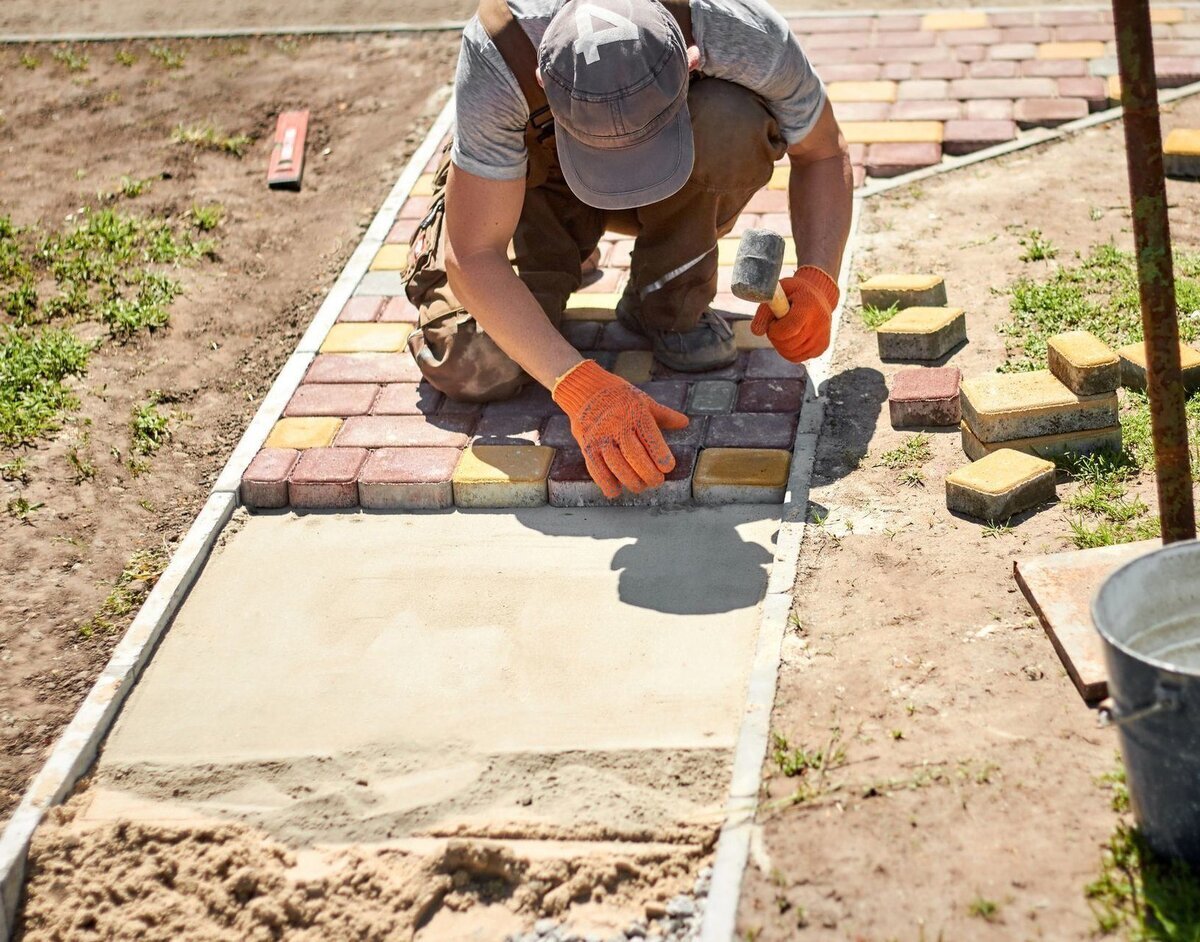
[787,151,853,278]
[448,251,582,390]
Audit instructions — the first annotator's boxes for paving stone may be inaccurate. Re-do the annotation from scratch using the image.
[1055,24,1114,42]
[921,10,989,30]
[1152,8,1186,24]
[968,60,1019,79]
[942,28,1004,46]
[452,444,555,508]
[946,448,1056,521]
[827,80,899,102]
[410,173,436,196]
[687,380,738,415]
[338,297,384,323]
[306,353,422,385]
[889,367,962,428]
[942,119,1018,155]
[818,63,884,82]
[1047,331,1120,395]
[320,323,412,354]
[736,379,805,413]
[371,382,443,415]
[1155,56,1200,88]
[638,380,689,412]
[379,296,420,323]
[370,244,409,271]
[1058,75,1109,109]
[874,13,922,31]
[960,370,1119,442]
[472,412,544,445]
[875,31,938,49]
[583,350,617,370]
[705,412,797,449]
[564,292,621,321]
[264,416,342,450]
[951,44,988,63]
[481,382,558,419]
[288,447,367,509]
[613,350,655,383]
[1021,58,1089,77]
[733,320,774,350]
[746,349,808,381]
[961,421,1122,462]
[398,195,431,219]
[877,307,967,361]
[840,120,944,144]
[1164,128,1200,178]
[1039,10,1108,26]
[1002,26,1053,43]
[1037,41,1107,59]
[541,414,576,449]
[1014,97,1090,127]
[240,448,298,509]
[653,352,746,381]
[745,189,789,213]
[768,165,790,189]
[916,60,968,79]
[693,448,791,504]
[834,101,895,122]
[865,141,944,176]
[948,77,1058,98]
[859,273,948,310]
[438,396,484,419]
[357,447,459,510]
[285,383,379,417]
[664,414,707,447]
[547,447,697,507]
[335,415,473,448]
[895,79,950,99]
[965,98,1015,120]
[387,218,418,243]
[561,320,604,350]
[355,270,408,296]
[1117,340,1200,392]
[985,42,1038,60]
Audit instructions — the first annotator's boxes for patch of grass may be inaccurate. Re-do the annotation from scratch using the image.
[78,547,168,636]
[117,175,153,199]
[130,396,172,455]
[770,729,848,805]
[5,495,43,523]
[982,519,1014,539]
[1061,450,1161,548]
[148,45,185,69]
[968,897,1000,922]
[898,467,925,488]
[114,49,136,67]
[1001,242,1200,373]
[172,123,252,157]
[1019,228,1058,262]
[189,203,224,232]
[66,434,97,483]
[861,301,899,330]
[1097,763,1131,815]
[52,47,89,72]
[879,433,932,470]
[0,327,92,447]
[20,52,39,70]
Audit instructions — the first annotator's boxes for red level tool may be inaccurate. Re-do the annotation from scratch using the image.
[267,110,310,191]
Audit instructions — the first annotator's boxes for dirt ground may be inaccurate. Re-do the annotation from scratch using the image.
[0,0,1049,36]
[0,34,459,822]
[735,96,1200,941]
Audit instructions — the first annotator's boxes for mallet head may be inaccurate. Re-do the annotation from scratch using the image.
[731,228,786,303]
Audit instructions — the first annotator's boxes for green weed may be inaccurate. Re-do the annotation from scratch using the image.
[118,175,153,199]
[968,897,1000,922]
[66,434,97,483]
[189,203,224,232]
[52,47,89,73]
[148,45,185,69]
[130,396,171,455]
[78,547,167,636]
[114,49,136,67]
[771,729,846,779]
[879,434,932,470]
[20,52,39,70]
[898,467,925,488]
[1019,229,1058,262]
[861,301,900,330]
[0,327,92,447]
[982,519,1014,539]
[171,123,252,157]
[5,495,43,523]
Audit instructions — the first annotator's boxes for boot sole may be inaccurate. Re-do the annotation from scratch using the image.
[616,299,739,374]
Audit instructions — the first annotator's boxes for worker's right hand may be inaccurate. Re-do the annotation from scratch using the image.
[750,265,840,363]
[551,359,689,499]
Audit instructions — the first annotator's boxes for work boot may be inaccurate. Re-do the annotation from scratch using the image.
[616,293,738,374]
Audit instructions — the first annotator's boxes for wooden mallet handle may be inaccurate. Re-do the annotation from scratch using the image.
[768,281,789,319]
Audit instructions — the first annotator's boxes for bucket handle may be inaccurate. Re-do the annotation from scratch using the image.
[1099,681,1183,728]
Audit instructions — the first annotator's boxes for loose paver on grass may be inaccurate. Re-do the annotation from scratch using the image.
[1116,339,1200,392]
[945,447,1057,521]
[960,421,1122,462]
[1047,330,1120,395]
[960,370,1118,442]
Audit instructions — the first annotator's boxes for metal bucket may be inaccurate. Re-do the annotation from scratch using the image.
[1093,539,1200,865]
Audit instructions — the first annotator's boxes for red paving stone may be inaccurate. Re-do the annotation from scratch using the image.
[866,142,943,177]
[736,379,806,414]
[547,447,697,507]
[358,447,459,509]
[481,383,558,419]
[745,349,808,382]
[473,413,544,445]
[541,415,576,449]
[285,383,379,417]
[335,415,474,448]
[337,297,384,323]
[1014,97,1090,127]
[371,382,443,416]
[306,354,422,385]
[288,447,367,509]
[379,296,420,323]
[889,367,963,428]
[706,413,798,450]
[241,448,298,509]
[943,119,1019,155]
[637,380,690,412]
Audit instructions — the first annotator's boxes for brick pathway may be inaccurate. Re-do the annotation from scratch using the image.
[241,4,1199,512]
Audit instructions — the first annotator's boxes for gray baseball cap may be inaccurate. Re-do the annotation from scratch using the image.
[539,0,694,210]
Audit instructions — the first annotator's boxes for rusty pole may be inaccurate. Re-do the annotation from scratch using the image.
[1112,0,1196,543]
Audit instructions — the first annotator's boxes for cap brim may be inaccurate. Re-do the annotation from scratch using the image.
[555,103,694,211]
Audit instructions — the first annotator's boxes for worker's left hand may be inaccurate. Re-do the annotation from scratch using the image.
[750,265,840,363]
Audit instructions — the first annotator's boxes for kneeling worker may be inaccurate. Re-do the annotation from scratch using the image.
[404,0,852,499]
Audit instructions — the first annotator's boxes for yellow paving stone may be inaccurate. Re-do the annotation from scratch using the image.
[718,238,796,267]
[1107,74,1122,103]
[1117,340,1200,392]
[921,10,989,30]
[876,307,966,361]
[613,350,654,384]
[320,323,412,353]
[1037,41,1107,60]
[1165,128,1200,178]
[840,121,944,144]
[767,165,790,190]
[563,292,621,321]
[945,448,1056,521]
[370,244,410,271]
[960,422,1122,463]
[410,173,436,197]
[693,448,791,504]
[452,444,554,507]
[960,369,1118,442]
[1151,8,1185,24]
[859,273,947,309]
[827,81,898,103]
[1047,331,1119,395]
[733,319,773,350]
[264,417,342,450]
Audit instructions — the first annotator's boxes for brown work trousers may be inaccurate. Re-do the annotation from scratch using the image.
[404,77,787,403]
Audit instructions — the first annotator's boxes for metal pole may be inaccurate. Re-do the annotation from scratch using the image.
[1112,0,1196,543]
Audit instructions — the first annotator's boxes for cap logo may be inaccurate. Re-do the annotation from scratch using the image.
[572,4,638,65]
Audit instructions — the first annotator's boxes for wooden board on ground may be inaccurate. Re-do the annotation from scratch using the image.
[1014,539,1160,704]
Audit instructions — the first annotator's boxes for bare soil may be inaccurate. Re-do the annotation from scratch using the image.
[0,34,458,822]
[736,96,1200,940]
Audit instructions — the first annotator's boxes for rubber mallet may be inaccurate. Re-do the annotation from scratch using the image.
[731,228,788,318]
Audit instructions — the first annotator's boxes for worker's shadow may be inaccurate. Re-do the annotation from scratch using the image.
[809,365,889,490]
[512,507,775,616]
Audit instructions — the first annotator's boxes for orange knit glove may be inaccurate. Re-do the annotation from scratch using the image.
[750,265,840,363]
[552,360,689,499]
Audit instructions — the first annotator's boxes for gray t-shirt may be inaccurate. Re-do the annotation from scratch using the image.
[451,0,826,181]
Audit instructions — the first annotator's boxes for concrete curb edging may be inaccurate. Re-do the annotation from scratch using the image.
[0,91,455,942]
[0,492,234,940]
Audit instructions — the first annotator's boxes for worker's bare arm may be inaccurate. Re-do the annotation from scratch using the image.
[786,99,853,278]
[444,165,582,389]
